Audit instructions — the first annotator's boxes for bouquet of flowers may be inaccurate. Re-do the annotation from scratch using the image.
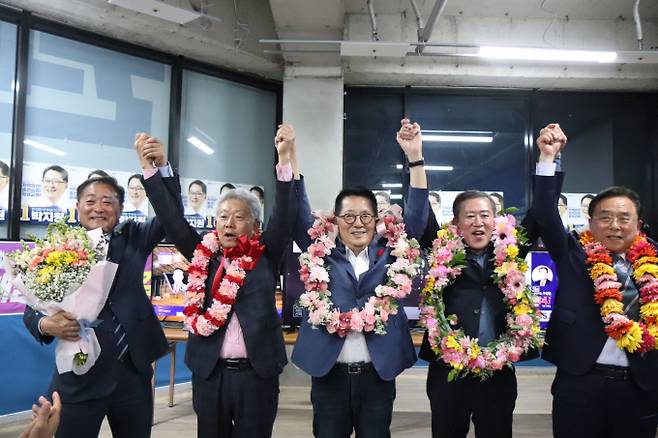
[5,221,118,375]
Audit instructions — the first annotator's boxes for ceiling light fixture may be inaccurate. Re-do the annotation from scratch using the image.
[24,139,66,157]
[382,183,403,188]
[390,194,403,200]
[396,164,453,171]
[187,136,215,155]
[423,134,493,143]
[478,46,617,63]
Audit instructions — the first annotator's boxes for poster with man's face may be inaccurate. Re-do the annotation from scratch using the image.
[180,177,265,231]
[20,161,150,225]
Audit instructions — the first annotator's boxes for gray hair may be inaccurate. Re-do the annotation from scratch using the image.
[215,188,262,224]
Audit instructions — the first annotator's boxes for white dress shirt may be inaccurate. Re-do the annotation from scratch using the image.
[336,246,373,364]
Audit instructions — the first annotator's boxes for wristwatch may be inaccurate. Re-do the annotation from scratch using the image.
[408,158,425,168]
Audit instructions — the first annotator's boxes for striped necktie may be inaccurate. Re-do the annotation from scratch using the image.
[102,233,128,361]
[613,255,640,321]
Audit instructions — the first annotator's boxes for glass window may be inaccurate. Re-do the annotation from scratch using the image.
[179,71,277,231]
[21,30,171,237]
[344,89,530,223]
[0,20,17,238]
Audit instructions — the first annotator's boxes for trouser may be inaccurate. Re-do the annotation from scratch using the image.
[426,361,517,438]
[192,359,279,438]
[311,362,396,438]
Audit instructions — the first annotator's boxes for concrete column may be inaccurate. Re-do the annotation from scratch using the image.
[282,66,344,211]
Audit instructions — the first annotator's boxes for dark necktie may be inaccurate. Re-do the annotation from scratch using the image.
[102,233,129,361]
[613,255,640,321]
[471,252,495,346]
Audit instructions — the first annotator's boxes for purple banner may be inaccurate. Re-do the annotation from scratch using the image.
[529,251,558,330]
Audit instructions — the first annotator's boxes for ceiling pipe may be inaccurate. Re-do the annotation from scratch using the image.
[408,0,424,35]
[366,0,380,41]
[417,0,448,54]
[633,0,643,50]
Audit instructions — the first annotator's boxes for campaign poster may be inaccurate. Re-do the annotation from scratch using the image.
[559,192,595,232]
[150,245,189,323]
[0,242,32,315]
[527,251,558,330]
[20,161,150,225]
[180,177,265,231]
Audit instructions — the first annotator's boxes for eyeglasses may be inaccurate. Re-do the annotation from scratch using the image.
[42,179,66,185]
[337,213,374,225]
[189,191,205,197]
[128,186,145,192]
[592,214,634,226]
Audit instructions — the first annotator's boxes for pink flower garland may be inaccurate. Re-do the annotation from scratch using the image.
[298,208,422,337]
[419,215,542,381]
[183,231,261,337]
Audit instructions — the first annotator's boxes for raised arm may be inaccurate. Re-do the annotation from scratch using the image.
[136,134,201,260]
[396,118,429,240]
[260,123,299,266]
[529,123,570,260]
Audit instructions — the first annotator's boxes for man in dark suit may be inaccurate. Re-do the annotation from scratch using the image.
[137,124,297,438]
[290,119,428,438]
[23,173,169,438]
[419,189,522,438]
[531,123,658,437]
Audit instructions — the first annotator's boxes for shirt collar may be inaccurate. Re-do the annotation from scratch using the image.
[345,246,369,262]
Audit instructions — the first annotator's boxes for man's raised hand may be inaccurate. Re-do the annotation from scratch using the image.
[396,118,423,162]
[275,123,296,160]
[134,133,166,168]
[536,123,567,163]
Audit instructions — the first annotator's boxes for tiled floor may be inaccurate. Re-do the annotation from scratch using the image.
[0,367,556,437]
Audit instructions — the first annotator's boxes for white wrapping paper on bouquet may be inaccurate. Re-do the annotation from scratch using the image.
[9,228,118,375]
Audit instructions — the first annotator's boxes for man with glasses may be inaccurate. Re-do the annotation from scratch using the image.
[531,123,658,438]
[35,164,69,212]
[291,119,428,438]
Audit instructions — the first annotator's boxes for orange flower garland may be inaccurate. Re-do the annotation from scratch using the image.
[580,231,658,353]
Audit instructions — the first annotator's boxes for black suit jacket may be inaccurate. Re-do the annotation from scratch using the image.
[419,246,512,362]
[531,173,658,394]
[143,173,296,380]
[23,219,170,403]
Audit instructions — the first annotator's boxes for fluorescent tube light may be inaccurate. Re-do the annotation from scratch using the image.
[478,46,617,63]
[423,134,493,143]
[187,136,215,155]
[24,139,66,157]
[396,164,453,171]
[390,194,403,200]
[382,183,403,188]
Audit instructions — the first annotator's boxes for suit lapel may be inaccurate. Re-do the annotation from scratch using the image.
[333,240,358,285]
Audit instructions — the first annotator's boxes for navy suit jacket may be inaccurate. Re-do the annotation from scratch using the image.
[23,218,169,403]
[290,177,429,381]
[531,173,658,394]
[143,173,296,380]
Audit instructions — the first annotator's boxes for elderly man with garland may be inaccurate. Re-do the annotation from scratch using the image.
[135,125,298,438]
[290,119,429,438]
[531,124,658,438]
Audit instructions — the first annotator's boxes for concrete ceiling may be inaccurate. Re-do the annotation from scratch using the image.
[3,0,658,90]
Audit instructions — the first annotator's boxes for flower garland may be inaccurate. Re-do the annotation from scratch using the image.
[579,231,658,353]
[297,208,422,337]
[183,231,264,337]
[419,215,542,381]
